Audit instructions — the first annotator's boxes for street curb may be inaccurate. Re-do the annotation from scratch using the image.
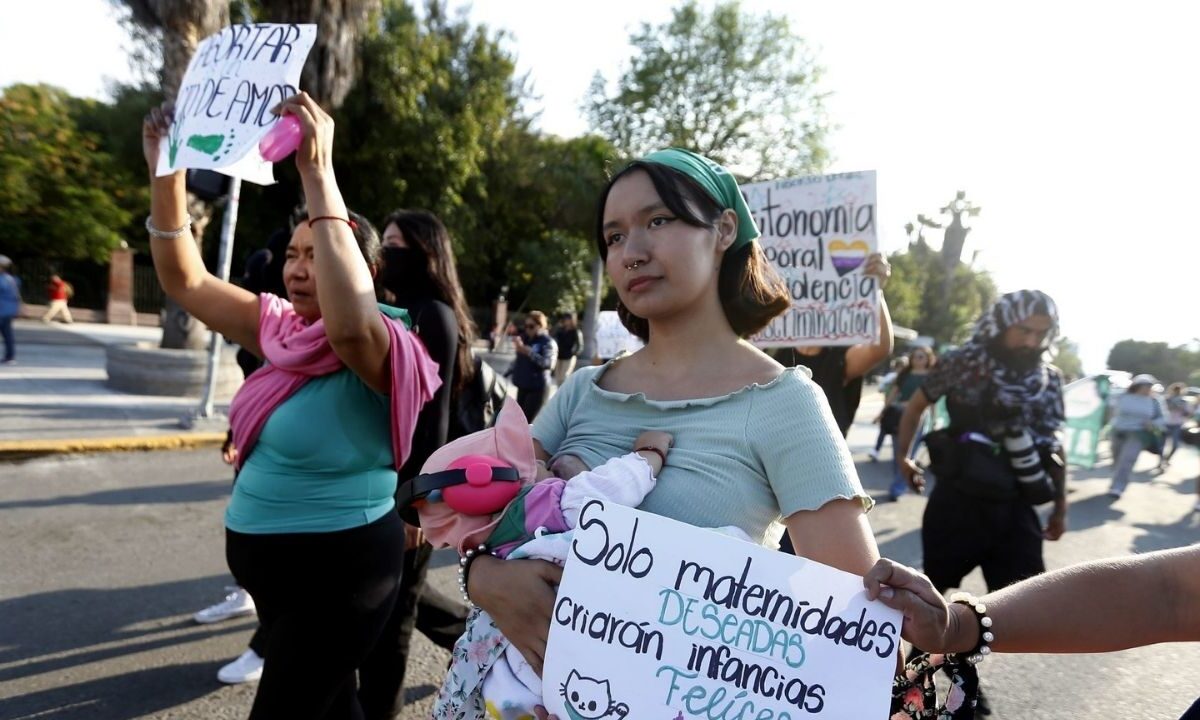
[0,433,227,461]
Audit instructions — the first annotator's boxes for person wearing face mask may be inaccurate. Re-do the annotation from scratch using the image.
[359,209,475,720]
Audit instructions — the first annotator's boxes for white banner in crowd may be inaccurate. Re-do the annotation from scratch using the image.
[594,310,644,361]
[741,172,879,347]
[544,500,900,720]
[155,24,317,185]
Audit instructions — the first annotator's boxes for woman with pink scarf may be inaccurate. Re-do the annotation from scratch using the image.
[142,93,441,720]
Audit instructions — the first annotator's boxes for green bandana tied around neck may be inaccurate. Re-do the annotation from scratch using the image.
[639,147,760,250]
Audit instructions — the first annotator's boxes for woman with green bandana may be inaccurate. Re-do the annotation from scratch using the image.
[456,149,878,718]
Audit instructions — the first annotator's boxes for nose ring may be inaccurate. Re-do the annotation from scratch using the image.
[625,260,643,270]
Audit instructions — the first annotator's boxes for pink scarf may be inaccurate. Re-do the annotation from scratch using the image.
[228,293,442,471]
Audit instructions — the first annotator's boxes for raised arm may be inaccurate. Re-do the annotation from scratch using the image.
[865,545,1200,655]
[844,253,894,382]
[284,93,392,393]
[143,106,260,353]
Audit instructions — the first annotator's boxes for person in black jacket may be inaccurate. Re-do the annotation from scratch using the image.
[359,209,474,719]
[552,312,583,386]
[509,310,557,420]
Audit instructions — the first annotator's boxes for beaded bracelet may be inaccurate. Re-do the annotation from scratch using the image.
[145,214,193,240]
[458,543,490,606]
[948,591,994,665]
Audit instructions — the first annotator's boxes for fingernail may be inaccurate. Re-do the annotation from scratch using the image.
[880,587,894,600]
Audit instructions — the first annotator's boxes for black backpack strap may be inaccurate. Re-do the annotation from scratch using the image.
[396,465,521,509]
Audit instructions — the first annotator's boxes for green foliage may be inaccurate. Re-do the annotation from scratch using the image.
[586,0,830,179]
[1107,340,1200,384]
[334,0,520,223]
[333,0,614,312]
[1053,337,1084,381]
[884,238,997,346]
[0,84,138,263]
[466,132,617,313]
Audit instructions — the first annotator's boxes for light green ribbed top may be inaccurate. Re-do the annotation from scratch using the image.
[531,362,872,546]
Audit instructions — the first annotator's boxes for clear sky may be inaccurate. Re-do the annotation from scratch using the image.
[4,1,1197,373]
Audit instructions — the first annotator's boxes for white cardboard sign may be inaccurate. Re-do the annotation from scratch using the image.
[594,310,644,361]
[741,171,879,347]
[155,23,317,185]
[544,500,900,720]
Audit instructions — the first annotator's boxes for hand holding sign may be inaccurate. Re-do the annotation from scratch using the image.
[274,92,335,181]
[143,104,176,177]
[863,558,967,654]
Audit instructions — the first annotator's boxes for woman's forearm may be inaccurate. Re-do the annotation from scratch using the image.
[303,173,384,345]
[148,172,208,296]
[982,546,1200,653]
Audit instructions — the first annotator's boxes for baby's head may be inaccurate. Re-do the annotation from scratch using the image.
[411,401,539,553]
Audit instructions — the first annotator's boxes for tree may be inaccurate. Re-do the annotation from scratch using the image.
[586,0,830,180]
[1107,340,1200,384]
[1053,337,1084,382]
[255,0,382,107]
[118,0,231,348]
[884,236,996,346]
[466,132,616,313]
[0,84,134,263]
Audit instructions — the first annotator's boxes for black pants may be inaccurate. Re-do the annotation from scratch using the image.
[227,513,404,720]
[920,480,1044,593]
[358,540,467,720]
[517,385,548,421]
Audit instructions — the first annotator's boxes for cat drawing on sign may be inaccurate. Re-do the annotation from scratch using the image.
[559,670,629,720]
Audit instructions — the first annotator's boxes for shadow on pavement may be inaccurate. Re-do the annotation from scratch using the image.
[0,480,232,510]
[0,662,227,720]
[0,575,247,677]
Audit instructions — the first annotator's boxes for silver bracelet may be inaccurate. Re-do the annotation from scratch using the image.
[145,214,193,240]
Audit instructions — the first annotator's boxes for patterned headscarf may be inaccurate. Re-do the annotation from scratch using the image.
[961,289,1061,420]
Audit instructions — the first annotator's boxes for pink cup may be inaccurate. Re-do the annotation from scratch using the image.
[259,114,303,162]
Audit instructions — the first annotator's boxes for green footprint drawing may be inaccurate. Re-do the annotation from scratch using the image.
[186,134,226,155]
[168,123,183,167]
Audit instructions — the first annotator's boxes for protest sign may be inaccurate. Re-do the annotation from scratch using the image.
[741,172,878,347]
[594,310,644,360]
[544,500,900,720]
[155,24,317,185]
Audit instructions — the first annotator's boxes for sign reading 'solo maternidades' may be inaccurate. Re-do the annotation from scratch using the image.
[544,500,900,720]
[742,172,878,347]
[155,24,317,185]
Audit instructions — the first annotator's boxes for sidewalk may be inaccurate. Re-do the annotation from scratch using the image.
[0,320,229,456]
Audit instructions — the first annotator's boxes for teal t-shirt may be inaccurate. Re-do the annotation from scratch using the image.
[531,362,871,547]
[225,368,397,534]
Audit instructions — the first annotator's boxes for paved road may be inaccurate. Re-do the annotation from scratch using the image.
[1,396,1198,719]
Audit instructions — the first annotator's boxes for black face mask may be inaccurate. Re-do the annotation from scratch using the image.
[988,337,1043,372]
[379,246,434,303]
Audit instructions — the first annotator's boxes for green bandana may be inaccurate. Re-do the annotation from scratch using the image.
[639,147,760,250]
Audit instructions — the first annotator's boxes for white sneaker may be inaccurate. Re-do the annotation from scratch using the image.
[867,450,879,462]
[193,587,256,624]
[217,649,264,684]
